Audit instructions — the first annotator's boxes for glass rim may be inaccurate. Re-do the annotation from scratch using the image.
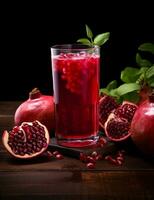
[51,44,100,51]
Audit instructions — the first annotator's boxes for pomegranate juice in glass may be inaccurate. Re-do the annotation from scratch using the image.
[51,44,100,147]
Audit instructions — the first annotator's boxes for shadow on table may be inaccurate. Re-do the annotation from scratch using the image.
[115,137,154,163]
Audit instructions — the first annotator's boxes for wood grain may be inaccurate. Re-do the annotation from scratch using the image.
[0,171,154,200]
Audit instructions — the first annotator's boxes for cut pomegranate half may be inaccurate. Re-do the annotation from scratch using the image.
[104,113,131,142]
[2,120,50,159]
[104,101,137,142]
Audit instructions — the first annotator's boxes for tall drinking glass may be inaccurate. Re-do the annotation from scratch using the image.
[51,44,100,147]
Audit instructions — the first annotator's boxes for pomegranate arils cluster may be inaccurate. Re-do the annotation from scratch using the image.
[99,95,119,127]
[44,150,64,160]
[8,121,47,156]
[80,151,102,169]
[105,150,125,166]
[115,102,137,122]
[106,117,130,139]
[3,120,50,159]
[80,149,125,169]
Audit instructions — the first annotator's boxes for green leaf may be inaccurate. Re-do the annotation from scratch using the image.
[138,67,149,74]
[136,53,152,68]
[77,38,91,46]
[85,24,93,40]
[106,80,117,91]
[99,88,109,95]
[148,79,154,87]
[121,67,140,83]
[116,83,141,96]
[94,32,110,46]
[122,91,140,104]
[109,88,119,98]
[138,43,154,54]
[146,65,154,79]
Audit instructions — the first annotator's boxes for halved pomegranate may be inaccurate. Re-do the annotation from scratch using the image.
[2,120,50,159]
[99,95,119,128]
[104,101,138,142]
[104,113,131,142]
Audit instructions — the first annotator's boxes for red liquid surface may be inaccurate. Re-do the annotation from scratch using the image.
[52,53,100,147]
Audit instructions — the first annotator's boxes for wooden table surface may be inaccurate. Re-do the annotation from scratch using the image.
[0,101,154,200]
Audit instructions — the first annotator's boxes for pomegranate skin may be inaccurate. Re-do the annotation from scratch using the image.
[131,99,154,156]
[14,89,55,132]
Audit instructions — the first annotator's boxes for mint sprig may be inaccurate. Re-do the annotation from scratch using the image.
[138,43,154,54]
[85,24,93,42]
[77,24,110,47]
[100,42,154,103]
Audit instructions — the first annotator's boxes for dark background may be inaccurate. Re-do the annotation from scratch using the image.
[1,2,154,100]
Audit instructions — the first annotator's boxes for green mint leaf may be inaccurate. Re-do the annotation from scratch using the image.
[77,38,92,46]
[148,79,154,87]
[94,32,110,46]
[116,83,141,96]
[106,80,117,91]
[136,53,152,68]
[109,88,119,97]
[146,65,154,79]
[138,43,154,54]
[122,91,140,104]
[121,67,140,83]
[85,24,93,40]
[135,67,149,84]
[99,88,109,95]
[138,67,149,74]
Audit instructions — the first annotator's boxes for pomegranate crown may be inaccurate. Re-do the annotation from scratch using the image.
[29,88,41,99]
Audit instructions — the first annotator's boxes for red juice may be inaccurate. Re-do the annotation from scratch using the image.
[51,46,100,147]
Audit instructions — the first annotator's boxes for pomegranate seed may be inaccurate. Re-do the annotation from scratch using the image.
[95,154,103,161]
[12,126,20,132]
[87,156,96,164]
[97,137,107,147]
[56,154,63,160]
[105,155,117,165]
[86,162,95,169]
[116,159,123,165]
[116,156,124,162]
[91,151,98,158]
[53,151,59,156]
[42,143,47,147]
[47,151,53,157]
[42,151,53,158]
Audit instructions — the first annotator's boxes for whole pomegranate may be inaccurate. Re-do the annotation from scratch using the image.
[2,120,50,159]
[131,92,154,156]
[14,88,55,132]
